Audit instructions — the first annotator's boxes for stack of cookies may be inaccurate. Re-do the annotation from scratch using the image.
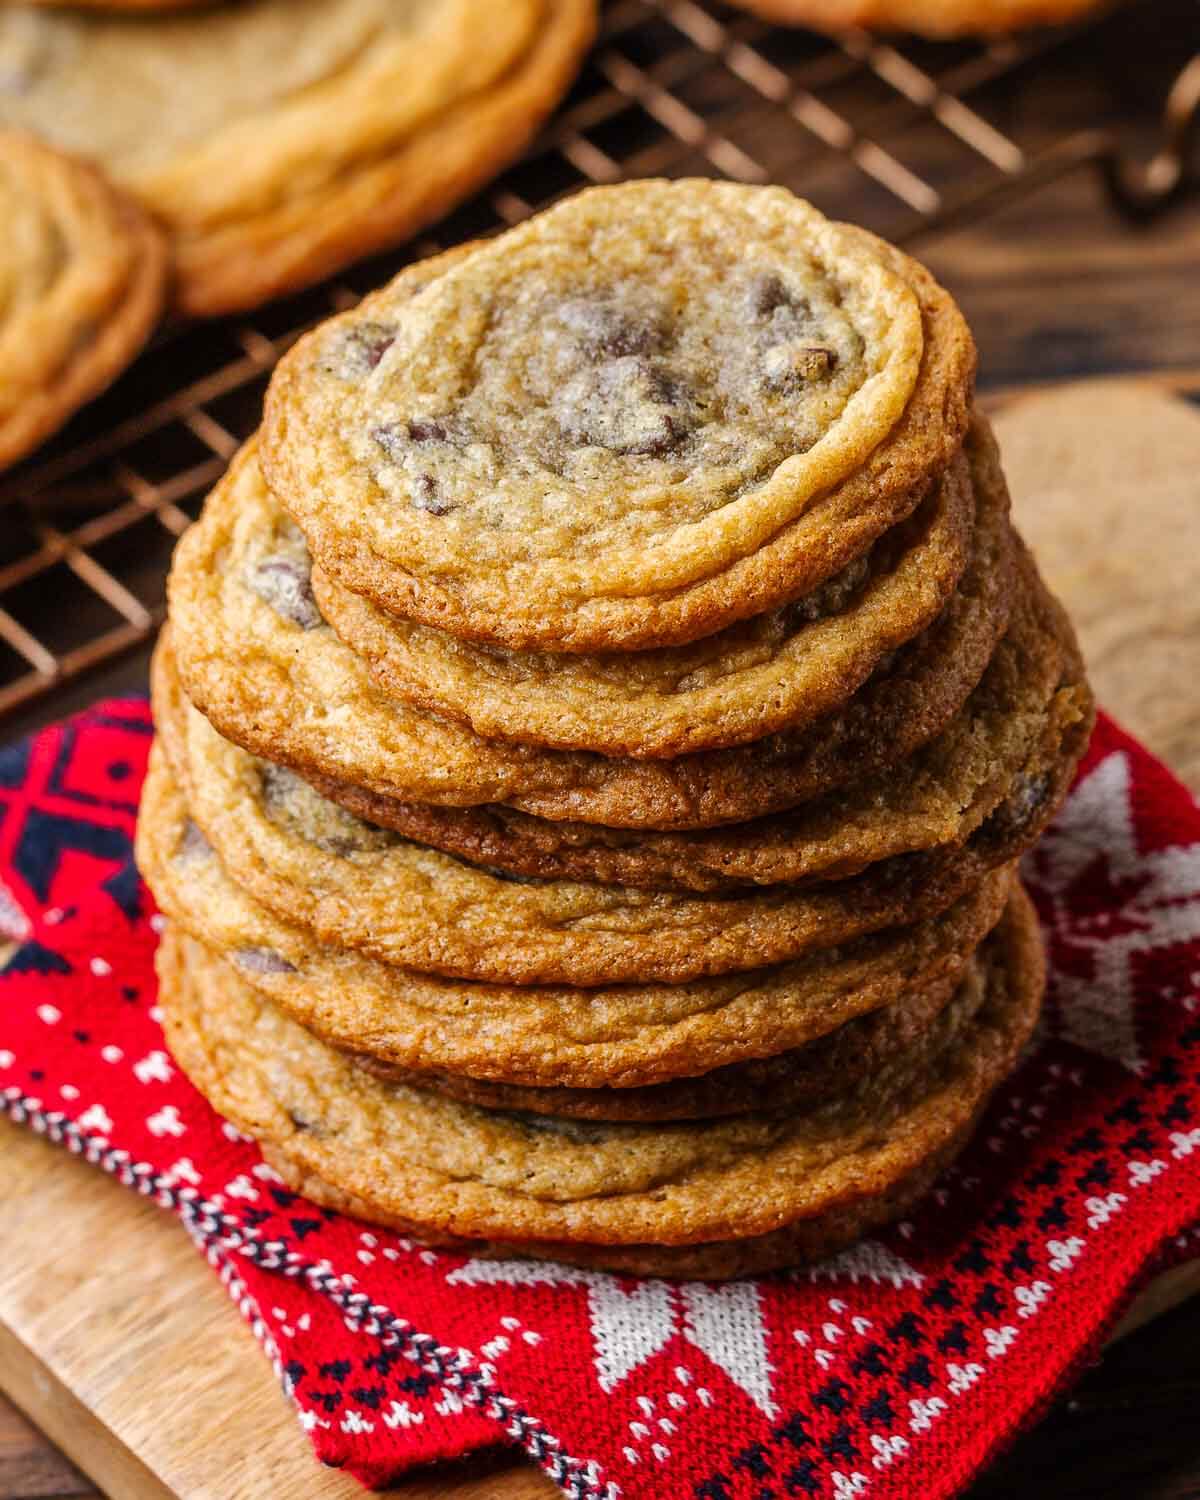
[136,181,1094,1279]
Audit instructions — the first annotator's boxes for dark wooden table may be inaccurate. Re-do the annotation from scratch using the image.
[2,15,1199,1497]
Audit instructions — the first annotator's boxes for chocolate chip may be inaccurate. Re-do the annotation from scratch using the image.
[370,430,456,513]
[974,772,1055,856]
[259,762,304,811]
[320,819,401,858]
[784,553,870,627]
[322,320,396,379]
[993,773,1052,837]
[557,356,694,457]
[555,296,664,358]
[374,417,455,457]
[249,557,321,630]
[480,865,543,886]
[325,835,372,857]
[412,473,453,516]
[505,1111,610,1141]
[233,947,298,976]
[748,273,810,321]
[762,344,838,391]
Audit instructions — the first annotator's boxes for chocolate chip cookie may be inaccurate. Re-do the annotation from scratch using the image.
[0,0,594,316]
[0,131,166,471]
[150,631,1084,987]
[263,181,974,651]
[297,544,1085,890]
[157,510,1085,895]
[310,446,973,757]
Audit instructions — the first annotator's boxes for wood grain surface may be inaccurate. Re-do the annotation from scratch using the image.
[996,382,1200,788]
[1,376,1198,1499]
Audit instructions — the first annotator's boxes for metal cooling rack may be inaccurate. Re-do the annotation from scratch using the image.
[0,0,1196,724]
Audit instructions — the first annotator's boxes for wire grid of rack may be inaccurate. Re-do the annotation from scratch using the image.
[0,0,1196,726]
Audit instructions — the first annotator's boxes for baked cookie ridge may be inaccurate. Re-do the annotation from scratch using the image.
[137,742,1016,1092]
[157,890,1043,1270]
[165,431,1007,830]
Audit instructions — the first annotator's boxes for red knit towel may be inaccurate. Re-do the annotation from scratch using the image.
[2,700,1199,1499]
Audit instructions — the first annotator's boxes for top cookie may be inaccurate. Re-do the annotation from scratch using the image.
[263,180,974,651]
[0,130,166,471]
[0,0,595,316]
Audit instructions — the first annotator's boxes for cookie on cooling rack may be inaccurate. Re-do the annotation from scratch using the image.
[0,131,166,473]
[728,0,1105,36]
[157,897,1043,1278]
[262,180,975,653]
[0,0,594,316]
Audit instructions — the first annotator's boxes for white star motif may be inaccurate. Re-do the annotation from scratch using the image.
[382,1400,425,1429]
[1026,751,1200,1071]
[446,1260,777,1414]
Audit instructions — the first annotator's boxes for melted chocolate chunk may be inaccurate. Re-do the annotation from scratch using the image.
[783,553,871,628]
[321,320,396,380]
[325,834,372,857]
[260,762,303,809]
[747,272,811,322]
[557,355,694,457]
[971,771,1056,860]
[762,344,838,390]
[480,865,544,886]
[319,820,401,858]
[412,473,453,515]
[260,763,395,854]
[234,946,298,976]
[505,1110,612,1141]
[988,772,1053,842]
[374,417,459,457]
[555,296,665,358]
[249,556,321,631]
[370,426,457,514]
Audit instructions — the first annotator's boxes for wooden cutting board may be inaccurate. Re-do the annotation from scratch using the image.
[2,380,1199,1500]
